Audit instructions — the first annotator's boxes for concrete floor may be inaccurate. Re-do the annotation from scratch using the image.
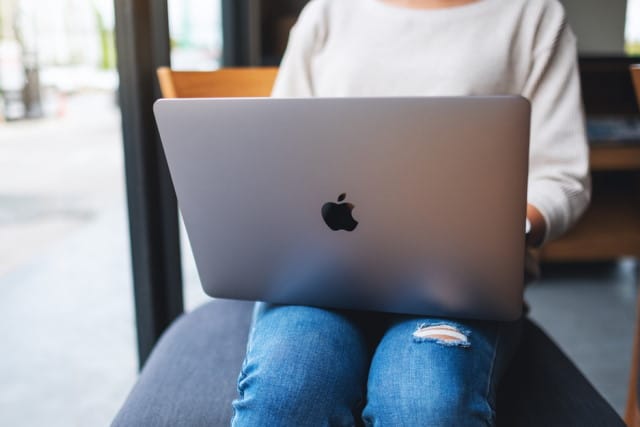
[0,93,636,425]
[526,261,638,414]
[0,93,135,427]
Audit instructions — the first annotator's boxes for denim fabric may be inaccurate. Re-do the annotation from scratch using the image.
[232,303,522,427]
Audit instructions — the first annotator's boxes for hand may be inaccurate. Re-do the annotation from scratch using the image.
[526,204,546,247]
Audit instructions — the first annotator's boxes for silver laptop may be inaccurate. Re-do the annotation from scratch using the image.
[154,97,530,321]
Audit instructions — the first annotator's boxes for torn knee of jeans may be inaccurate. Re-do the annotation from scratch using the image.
[412,323,471,347]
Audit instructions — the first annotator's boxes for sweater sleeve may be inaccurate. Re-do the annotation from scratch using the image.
[271,1,326,98]
[523,23,591,244]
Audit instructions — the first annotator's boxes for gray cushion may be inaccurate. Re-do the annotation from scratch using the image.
[112,299,624,427]
[496,320,625,427]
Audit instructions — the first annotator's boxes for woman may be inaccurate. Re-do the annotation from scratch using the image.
[232,0,590,425]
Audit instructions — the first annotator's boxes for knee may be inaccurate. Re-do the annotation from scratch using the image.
[249,305,370,369]
[363,389,493,427]
[232,357,362,426]
[233,365,314,423]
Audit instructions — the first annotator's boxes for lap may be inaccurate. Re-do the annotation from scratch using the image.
[234,304,522,427]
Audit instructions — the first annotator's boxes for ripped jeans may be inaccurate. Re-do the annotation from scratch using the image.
[232,302,522,427]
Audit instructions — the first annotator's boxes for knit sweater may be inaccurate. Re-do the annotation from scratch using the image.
[272,0,591,243]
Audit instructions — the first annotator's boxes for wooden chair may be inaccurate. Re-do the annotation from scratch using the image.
[113,67,625,427]
[626,64,640,427]
[156,66,278,99]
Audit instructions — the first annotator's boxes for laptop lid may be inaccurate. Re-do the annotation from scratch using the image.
[154,96,530,321]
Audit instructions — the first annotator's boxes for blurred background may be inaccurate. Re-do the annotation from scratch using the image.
[0,0,639,426]
[0,1,221,425]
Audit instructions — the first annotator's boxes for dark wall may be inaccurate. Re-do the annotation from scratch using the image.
[580,57,640,116]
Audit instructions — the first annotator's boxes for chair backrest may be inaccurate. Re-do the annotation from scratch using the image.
[156,66,279,98]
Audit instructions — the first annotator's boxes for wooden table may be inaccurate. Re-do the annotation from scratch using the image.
[540,144,640,261]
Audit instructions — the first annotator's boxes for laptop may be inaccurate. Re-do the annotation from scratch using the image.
[154,96,530,321]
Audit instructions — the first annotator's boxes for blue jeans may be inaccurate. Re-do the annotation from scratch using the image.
[232,302,522,426]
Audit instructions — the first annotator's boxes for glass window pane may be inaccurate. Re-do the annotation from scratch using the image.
[168,0,223,70]
[0,0,132,425]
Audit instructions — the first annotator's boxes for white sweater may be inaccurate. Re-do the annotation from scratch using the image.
[272,0,591,243]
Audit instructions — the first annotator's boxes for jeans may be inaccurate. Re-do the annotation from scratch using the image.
[231,302,522,427]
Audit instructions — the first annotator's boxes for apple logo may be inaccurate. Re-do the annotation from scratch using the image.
[322,193,359,231]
